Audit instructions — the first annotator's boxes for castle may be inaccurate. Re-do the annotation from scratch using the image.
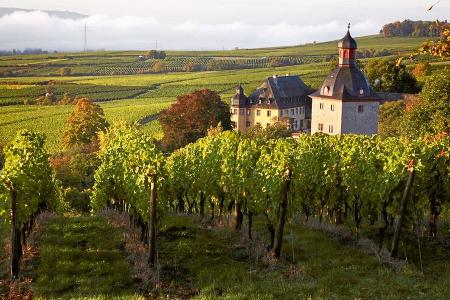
[231,28,381,135]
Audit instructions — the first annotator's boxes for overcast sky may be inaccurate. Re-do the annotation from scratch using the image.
[0,0,448,51]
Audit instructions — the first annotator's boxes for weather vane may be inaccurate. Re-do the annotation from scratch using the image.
[348,23,351,31]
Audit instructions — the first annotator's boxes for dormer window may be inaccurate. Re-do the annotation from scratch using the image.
[359,88,364,95]
[324,86,330,95]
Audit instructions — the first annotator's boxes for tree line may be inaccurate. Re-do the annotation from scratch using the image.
[380,19,448,37]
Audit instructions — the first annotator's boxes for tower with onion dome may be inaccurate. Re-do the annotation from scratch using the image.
[310,25,381,135]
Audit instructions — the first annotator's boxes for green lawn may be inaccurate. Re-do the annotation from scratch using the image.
[33,215,144,300]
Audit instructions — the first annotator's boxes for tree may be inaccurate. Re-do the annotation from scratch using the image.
[159,89,232,150]
[151,61,166,73]
[62,97,109,151]
[364,58,417,93]
[183,62,201,72]
[378,100,405,137]
[58,93,73,105]
[419,21,450,58]
[401,70,450,138]
[412,62,431,78]
[60,67,72,77]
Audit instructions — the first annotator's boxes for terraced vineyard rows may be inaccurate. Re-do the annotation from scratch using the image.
[0,83,153,106]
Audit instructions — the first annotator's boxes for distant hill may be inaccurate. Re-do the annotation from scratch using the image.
[0,7,88,19]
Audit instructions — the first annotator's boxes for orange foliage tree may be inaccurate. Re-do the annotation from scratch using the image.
[62,97,109,151]
[159,89,232,150]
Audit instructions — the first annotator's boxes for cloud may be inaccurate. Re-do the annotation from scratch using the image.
[0,11,381,51]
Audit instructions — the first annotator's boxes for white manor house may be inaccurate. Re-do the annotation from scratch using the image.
[231,28,382,135]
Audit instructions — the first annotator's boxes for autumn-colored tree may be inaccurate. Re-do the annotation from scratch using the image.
[58,93,73,105]
[419,21,450,58]
[159,89,232,150]
[184,62,201,72]
[412,62,431,78]
[62,97,109,151]
[152,61,166,73]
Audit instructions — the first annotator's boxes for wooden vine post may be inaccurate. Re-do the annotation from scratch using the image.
[149,174,158,268]
[273,168,292,259]
[390,160,415,258]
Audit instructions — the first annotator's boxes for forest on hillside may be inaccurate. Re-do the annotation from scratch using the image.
[380,19,448,37]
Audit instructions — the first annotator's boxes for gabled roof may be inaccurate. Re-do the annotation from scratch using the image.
[248,75,312,109]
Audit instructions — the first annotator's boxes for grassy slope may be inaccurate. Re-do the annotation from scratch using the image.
[0,98,171,152]
[0,35,428,62]
[156,214,449,299]
[33,215,143,300]
[25,213,449,299]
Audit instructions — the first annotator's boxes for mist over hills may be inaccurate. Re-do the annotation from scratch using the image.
[0,7,87,19]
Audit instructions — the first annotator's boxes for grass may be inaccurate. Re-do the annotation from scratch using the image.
[33,215,144,300]
[154,214,450,299]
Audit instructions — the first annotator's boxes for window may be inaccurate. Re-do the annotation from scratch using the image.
[306,119,311,129]
[233,109,237,115]
[257,109,261,116]
[331,104,335,111]
[319,103,324,110]
[280,110,283,116]
[300,106,305,115]
[290,108,295,115]
[300,119,304,129]
[246,109,251,116]
[239,109,244,115]
[231,121,237,128]
[246,121,251,127]
[256,122,261,126]
[267,110,271,117]
[359,88,364,95]
[285,109,288,115]
[295,107,299,114]
[329,125,334,134]
[358,105,364,113]
[294,120,298,129]
[318,123,324,132]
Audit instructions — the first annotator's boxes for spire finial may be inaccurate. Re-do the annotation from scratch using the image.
[347,23,351,31]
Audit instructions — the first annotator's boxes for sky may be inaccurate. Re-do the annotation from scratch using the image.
[0,0,448,51]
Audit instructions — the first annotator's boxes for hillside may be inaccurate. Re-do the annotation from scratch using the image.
[0,35,431,77]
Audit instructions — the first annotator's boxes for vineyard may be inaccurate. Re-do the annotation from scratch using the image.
[0,35,434,77]
[1,31,449,298]
[1,125,449,298]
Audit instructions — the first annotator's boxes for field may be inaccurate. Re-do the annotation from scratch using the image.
[0,35,430,77]
[0,62,331,152]
[0,34,443,153]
